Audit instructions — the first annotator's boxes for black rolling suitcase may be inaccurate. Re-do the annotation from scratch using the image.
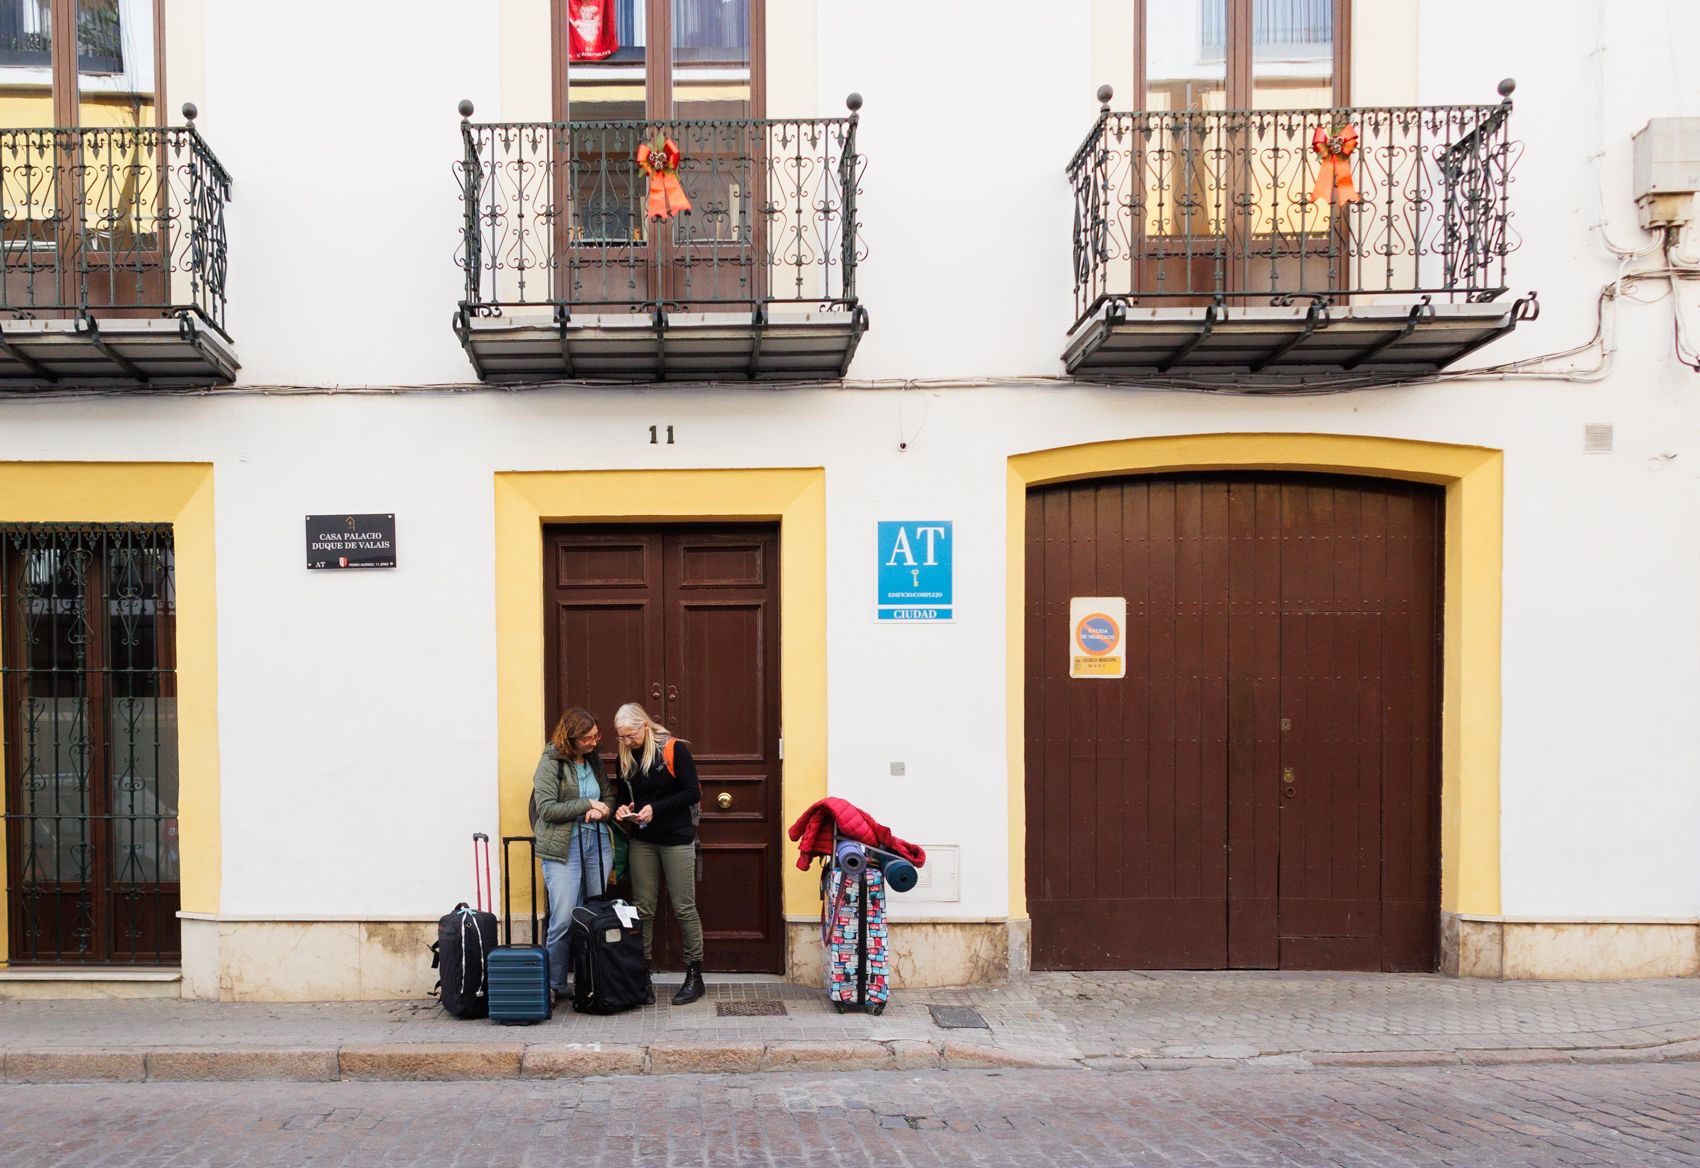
[568,826,653,1015]
[487,835,552,1025]
[432,832,498,1020]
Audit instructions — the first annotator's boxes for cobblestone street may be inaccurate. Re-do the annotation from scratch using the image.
[3,1066,1699,1166]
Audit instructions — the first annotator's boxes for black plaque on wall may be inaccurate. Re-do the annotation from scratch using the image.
[306,514,397,570]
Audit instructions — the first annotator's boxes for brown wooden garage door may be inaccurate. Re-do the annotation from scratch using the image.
[1024,474,1441,971]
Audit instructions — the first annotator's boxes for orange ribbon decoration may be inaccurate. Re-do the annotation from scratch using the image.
[637,133,692,220]
[1307,124,1360,206]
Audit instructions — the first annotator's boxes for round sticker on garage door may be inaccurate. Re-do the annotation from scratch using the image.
[1068,596,1127,679]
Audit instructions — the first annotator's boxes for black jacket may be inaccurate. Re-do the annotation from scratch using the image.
[622,740,700,846]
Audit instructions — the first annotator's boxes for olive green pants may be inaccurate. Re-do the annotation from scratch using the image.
[627,840,703,965]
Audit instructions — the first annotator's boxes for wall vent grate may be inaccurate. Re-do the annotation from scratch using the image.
[1583,423,1615,454]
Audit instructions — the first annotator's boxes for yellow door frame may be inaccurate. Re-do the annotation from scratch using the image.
[0,462,220,964]
[1005,434,1503,925]
[493,468,827,921]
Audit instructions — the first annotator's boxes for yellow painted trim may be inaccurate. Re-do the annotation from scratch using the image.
[0,462,220,964]
[493,469,827,922]
[1006,434,1502,923]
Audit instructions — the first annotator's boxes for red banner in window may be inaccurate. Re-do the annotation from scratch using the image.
[568,0,620,61]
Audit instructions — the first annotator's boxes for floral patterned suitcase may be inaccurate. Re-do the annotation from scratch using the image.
[823,863,889,1014]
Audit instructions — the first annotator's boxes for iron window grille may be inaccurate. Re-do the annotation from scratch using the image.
[1,524,180,964]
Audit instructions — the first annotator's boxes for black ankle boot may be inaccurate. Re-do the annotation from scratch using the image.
[671,962,705,1006]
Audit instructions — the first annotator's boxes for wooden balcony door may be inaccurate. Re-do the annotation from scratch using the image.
[544,524,784,973]
[1133,0,1349,303]
[552,0,766,313]
[0,0,169,317]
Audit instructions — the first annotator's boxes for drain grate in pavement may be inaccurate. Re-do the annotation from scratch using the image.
[928,1005,989,1030]
[716,1000,788,1018]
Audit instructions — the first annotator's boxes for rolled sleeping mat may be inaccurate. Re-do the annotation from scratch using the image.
[834,838,868,873]
[860,844,921,893]
[879,856,919,893]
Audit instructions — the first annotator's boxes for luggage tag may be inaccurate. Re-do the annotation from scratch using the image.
[614,902,640,929]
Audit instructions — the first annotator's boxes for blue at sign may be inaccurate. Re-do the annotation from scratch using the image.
[877,521,953,622]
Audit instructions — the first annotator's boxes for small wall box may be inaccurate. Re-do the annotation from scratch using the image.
[1631,117,1700,229]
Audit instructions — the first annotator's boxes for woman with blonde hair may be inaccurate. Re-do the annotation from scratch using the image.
[612,702,705,1005]
[530,706,617,1000]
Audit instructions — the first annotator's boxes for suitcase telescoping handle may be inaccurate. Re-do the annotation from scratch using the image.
[472,832,493,915]
[501,835,541,947]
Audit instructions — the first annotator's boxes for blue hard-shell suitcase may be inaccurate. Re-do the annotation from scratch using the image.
[488,835,551,1025]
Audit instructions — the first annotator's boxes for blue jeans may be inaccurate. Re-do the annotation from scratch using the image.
[541,827,609,992]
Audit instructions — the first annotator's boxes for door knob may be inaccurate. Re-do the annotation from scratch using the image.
[667,685,679,703]
[650,682,662,704]
[716,792,733,810]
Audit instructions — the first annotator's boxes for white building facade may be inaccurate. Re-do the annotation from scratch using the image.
[1,0,1698,999]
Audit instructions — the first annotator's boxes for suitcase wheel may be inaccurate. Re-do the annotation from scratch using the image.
[831,1000,849,1014]
[867,1002,885,1017]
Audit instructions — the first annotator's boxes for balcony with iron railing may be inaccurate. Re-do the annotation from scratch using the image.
[454,95,867,382]
[1064,80,1537,378]
[0,104,236,387]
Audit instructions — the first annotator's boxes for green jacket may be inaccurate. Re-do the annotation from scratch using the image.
[529,745,628,873]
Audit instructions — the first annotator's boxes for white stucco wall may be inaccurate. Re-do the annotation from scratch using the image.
[1,0,1697,929]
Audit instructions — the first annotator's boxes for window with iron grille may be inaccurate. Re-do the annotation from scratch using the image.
[1,524,179,964]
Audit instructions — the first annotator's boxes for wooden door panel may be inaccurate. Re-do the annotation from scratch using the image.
[1028,479,1232,969]
[551,603,657,724]
[677,540,765,587]
[555,538,654,587]
[547,524,782,974]
[696,842,773,938]
[1027,474,1440,973]
[666,527,781,972]
[670,601,766,759]
[1225,481,1281,967]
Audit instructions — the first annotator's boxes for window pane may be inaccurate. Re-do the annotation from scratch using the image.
[78,0,156,128]
[1150,0,1226,113]
[671,0,749,120]
[1250,0,1332,110]
[567,0,646,120]
[0,0,55,127]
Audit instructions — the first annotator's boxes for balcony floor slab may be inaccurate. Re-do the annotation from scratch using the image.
[1064,300,1524,380]
[458,309,867,383]
[0,316,238,389]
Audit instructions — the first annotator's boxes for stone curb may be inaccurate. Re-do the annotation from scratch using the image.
[6,1036,1699,1083]
[338,1043,524,1082]
[145,1048,340,1082]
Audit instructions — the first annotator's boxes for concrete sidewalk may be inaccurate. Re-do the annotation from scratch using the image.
[2,972,1698,1082]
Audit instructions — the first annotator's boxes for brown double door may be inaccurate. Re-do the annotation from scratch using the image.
[545,524,782,972]
[1025,474,1442,972]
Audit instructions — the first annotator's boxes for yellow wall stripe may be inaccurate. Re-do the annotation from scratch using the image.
[0,462,220,964]
[493,469,828,921]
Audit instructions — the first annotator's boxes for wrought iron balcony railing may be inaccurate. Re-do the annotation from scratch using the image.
[456,97,864,323]
[1068,82,1520,333]
[0,105,232,335]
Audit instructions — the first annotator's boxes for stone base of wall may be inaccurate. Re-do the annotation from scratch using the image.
[0,970,182,1000]
[1441,913,1700,979]
[785,920,1018,988]
[174,916,1025,1002]
[181,917,439,1002]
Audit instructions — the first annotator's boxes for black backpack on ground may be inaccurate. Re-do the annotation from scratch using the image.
[568,826,654,1015]
[432,833,498,1019]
